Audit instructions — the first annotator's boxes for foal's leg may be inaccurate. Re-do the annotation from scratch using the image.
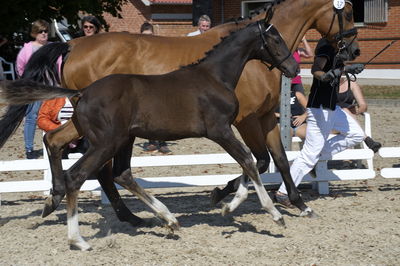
[211,114,270,205]
[114,168,179,231]
[209,127,284,226]
[97,160,144,226]
[42,120,79,217]
[64,146,116,250]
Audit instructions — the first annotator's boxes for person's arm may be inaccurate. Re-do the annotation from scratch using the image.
[311,56,328,80]
[16,47,28,77]
[297,37,314,58]
[295,91,308,109]
[350,81,367,114]
[37,100,62,132]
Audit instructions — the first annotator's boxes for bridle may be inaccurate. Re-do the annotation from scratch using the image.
[324,1,358,62]
[257,21,292,71]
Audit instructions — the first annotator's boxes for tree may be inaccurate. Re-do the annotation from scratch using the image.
[0,0,127,60]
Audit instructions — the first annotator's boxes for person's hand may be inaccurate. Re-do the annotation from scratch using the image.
[321,68,341,82]
[344,64,364,74]
[292,114,307,127]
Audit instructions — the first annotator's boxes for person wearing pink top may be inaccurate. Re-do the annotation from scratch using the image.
[16,19,51,159]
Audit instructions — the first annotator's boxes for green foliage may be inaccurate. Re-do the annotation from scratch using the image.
[0,0,127,35]
[0,0,127,61]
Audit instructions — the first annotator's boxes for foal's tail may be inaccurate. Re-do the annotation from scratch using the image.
[0,42,70,149]
[0,80,78,149]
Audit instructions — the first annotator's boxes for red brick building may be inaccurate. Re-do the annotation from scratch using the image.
[104,0,400,72]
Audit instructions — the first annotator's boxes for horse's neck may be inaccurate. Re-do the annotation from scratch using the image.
[200,29,256,91]
[272,0,330,51]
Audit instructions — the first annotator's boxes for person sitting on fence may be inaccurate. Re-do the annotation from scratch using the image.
[37,98,88,159]
[337,77,382,153]
[275,37,365,208]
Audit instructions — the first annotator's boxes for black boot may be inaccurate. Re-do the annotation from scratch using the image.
[364,136,382,153]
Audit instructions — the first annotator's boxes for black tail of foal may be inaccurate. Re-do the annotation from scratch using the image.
[0,42,72,149]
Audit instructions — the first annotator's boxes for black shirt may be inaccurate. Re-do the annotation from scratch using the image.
[307,39,342,111]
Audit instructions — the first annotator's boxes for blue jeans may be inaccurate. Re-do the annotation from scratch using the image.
[24,101,42,152]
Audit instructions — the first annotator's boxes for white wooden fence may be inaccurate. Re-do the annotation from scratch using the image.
[0,112,398,203]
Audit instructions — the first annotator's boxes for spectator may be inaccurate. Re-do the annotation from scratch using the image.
[187,15,211,36]
[276,37,313,140]
[337,77,381,152]
[81,15,101,37]
[139,21,172,155]
[16,19,52,159]
[37,98,88,159]
[275,37,365,207]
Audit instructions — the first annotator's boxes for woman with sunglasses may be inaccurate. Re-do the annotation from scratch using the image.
[81,16,101,37]
[16,19,52,159]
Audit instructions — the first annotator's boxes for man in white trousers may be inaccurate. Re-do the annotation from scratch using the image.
[275,37,365,207]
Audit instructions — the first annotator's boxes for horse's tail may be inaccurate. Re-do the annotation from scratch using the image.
[0,42,70,149]
[0,79,78,149]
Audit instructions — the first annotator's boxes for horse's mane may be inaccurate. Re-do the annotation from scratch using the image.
[180,22,259,70]
[224,0,285,25]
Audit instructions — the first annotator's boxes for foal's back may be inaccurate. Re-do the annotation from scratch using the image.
[76,71,237,140]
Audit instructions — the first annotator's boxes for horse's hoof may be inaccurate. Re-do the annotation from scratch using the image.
[69,241,92,251]
[166,221,180,233]
[274,217,286,228]
[221,203,230,216]
[210,187,223,206]
[299,207,318,218]
[41,195,63,218]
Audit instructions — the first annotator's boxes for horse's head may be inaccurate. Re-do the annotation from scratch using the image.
[257,22,299,78]
[315,0,360,61]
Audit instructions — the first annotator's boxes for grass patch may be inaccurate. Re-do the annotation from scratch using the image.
[303,85,400,99]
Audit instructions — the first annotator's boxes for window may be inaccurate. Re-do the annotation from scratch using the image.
[364,0,388,23]
[241,1,268,18]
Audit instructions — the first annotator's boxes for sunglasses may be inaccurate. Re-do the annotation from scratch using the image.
[83,25,95,29]
[38,30,48,34]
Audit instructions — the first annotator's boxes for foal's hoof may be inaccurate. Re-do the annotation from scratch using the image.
[210,187,223,206]
[299,207,319,218]
[41,195,63,218]
[166,221,180,233]
[221,203,230,216]
[69,241,92,251]
[273,217,286,228]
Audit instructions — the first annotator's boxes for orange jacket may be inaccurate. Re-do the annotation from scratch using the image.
[37,98,66,132]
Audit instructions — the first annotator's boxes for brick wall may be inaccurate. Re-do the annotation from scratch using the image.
[104,0,400,69]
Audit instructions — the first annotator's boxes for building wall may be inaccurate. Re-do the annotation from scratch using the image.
[104,0,400,69]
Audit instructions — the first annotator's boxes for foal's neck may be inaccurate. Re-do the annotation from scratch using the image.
[200,27,258,91]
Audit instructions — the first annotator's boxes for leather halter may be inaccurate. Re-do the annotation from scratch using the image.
[257,21,292,71]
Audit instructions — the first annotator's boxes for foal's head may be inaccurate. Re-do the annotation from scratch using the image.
[256,22,299,78]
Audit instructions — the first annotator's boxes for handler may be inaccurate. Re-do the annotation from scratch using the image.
[275,37,365,206]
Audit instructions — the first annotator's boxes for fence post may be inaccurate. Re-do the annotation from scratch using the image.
[280,75,292,151]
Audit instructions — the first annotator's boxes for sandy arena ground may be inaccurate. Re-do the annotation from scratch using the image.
[0,102,399,265]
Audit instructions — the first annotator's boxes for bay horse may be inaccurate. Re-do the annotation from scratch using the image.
[1,21,297,250]
[0,0,359,223]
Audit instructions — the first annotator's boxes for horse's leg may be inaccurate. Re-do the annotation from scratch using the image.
[210,114,270,205]
[209,127,284,226]
[97,160,144,227]
[42,120,79,217]
[114,168,179,231]
[262,114,315,217]
[66,189,91,251]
